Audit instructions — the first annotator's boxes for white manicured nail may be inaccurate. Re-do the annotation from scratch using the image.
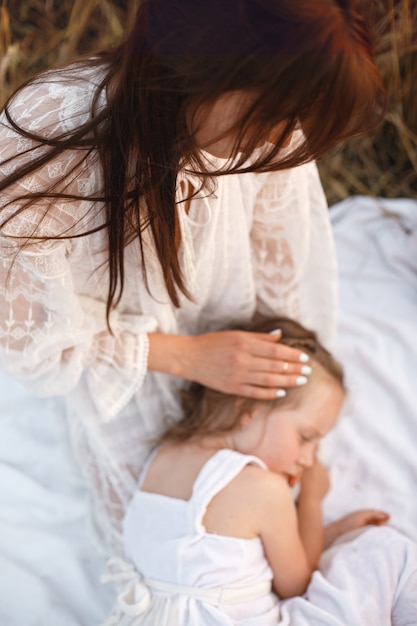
[296,376,308,385]
[299,353,309,363]
[276,389,287,397]
[269,328,282,336]
[301,365,312,375]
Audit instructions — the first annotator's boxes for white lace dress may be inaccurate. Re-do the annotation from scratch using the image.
[0,63,337,546]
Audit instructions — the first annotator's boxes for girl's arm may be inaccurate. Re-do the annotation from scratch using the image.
[297,462,390,558]
[296,460,329,569]
[252,470,314,599]
[253,460,329,599]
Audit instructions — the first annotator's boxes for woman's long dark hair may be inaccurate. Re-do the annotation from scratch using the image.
[0,0,385,324]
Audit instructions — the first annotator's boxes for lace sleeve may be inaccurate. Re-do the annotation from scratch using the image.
[0,223,157,422]
[251,161,338,348]
[0,73,157,421]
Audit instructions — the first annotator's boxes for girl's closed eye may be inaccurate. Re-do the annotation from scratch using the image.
[300,432,319,444]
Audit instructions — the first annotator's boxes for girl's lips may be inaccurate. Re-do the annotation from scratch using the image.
[285,472,303,487]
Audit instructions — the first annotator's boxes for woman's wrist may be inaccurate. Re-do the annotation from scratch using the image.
[147,332,195,378]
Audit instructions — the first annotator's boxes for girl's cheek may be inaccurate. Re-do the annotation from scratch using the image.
[280,441,301,468]
[298,441,317,468]
[292,440,304,465]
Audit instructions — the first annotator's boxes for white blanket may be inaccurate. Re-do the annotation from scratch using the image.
[0,195,416,625]
[0,380,116,625]
[322,196,417,542]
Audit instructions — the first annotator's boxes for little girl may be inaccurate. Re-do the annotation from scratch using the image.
[102,318,417,626]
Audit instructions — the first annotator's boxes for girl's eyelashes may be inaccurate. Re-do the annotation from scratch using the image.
[299,432,318,443]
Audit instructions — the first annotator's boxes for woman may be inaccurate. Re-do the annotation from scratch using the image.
[0,0,384,546]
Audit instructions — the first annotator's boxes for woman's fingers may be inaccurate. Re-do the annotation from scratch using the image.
[236,384,289,400]
[247,331,311,364]
[226,332,312,387]
[247,353,311,380]
[159,330,314,397]
[245,335,312,384]
[240,370,309,390]
[229,332,311,391]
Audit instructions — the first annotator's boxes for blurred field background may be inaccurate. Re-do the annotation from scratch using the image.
[0,0,415,203]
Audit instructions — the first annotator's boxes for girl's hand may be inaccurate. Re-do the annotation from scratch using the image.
[148,330,311,399]
[299,460,330,502]
[324,510,390,549]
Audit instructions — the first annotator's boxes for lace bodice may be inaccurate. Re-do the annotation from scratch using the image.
[0,64,337,547]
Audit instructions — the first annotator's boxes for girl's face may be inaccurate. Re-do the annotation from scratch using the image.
[232,379,344,482]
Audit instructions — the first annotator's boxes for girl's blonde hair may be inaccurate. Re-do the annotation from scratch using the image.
[160,317,344,443]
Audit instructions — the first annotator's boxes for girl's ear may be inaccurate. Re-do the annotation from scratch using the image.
[240,412,252,428]
[233,396,252,427]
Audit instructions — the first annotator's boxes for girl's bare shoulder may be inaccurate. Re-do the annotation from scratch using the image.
[203,464,292,539]
[237,464,291,502]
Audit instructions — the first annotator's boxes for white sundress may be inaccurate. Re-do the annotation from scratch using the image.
[103,449,417,626]
[104,449,280,626]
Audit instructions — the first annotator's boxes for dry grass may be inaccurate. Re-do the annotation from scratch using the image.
[0,0,416,202]
[318,0,417,202]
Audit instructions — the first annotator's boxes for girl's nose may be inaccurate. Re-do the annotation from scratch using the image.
[299,442,318,468]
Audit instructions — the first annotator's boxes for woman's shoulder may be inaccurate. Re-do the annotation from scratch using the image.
[2,60,109,138]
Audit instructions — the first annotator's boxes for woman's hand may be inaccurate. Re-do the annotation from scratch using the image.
[324,510,390,549]
[147,330,311,398]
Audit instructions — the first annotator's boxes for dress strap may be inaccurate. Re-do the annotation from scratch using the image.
[190,449,267,528]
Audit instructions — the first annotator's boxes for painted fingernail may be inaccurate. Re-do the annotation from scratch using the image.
[301,365,312,375]
[276,389,287,398]
[269,328,282,336]
[299,353,309,363]
[296,376,308,385]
